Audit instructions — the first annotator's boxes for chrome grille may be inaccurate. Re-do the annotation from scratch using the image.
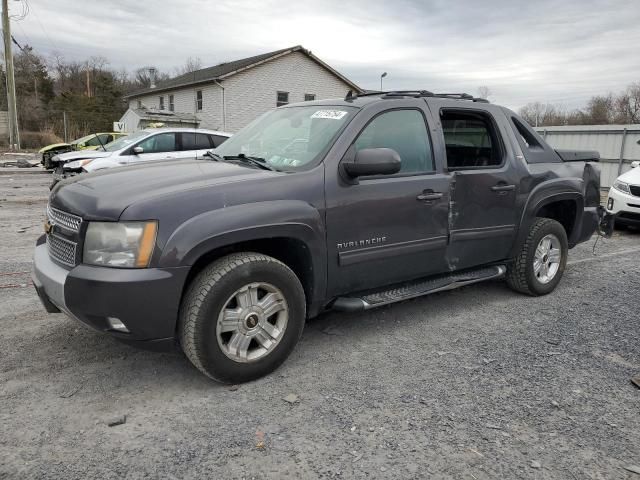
[47,205,82,232]
[47,234,78,267]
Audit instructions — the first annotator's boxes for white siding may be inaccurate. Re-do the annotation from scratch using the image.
[220,51,353,132]
[119,108,140,132]
[127,51,353,133]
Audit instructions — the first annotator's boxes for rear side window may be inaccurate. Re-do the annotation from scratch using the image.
[354,109,434,174]
[441,110,503,169]
[509,116,561,163]
[181,132,213,150]
[211,135,228,147]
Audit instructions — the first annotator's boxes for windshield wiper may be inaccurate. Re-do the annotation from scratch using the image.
[203,151,277,171]
[203,150,225,162]
[224,154,277,171]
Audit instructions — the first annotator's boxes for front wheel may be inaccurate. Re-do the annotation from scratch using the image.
[179,252,306,383]
[506,218,568,296]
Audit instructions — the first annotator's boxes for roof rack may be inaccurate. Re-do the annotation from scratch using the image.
[345,90,489,103]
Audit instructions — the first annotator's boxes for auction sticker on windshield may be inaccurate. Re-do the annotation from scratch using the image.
[311,110,349,120]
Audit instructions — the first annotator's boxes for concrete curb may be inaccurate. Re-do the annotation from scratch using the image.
[0,168,50,175]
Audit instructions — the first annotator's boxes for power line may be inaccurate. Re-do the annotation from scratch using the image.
[26,0,58,52]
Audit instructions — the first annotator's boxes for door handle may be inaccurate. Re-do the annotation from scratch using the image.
[490,184,515,192]
[417,191,443,201]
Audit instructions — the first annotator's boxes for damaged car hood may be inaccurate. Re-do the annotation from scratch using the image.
[50,160,278,220]
[54,150,113,162]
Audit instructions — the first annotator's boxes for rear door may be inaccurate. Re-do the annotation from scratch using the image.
[325,102,451,296]
[179,132,215,159]
[434,104,520,269]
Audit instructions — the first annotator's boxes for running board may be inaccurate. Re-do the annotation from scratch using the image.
[331,265,507,312]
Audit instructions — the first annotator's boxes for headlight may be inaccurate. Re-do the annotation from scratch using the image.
[64,159,92,170]
[83,221,157,268]
[613,180,630,194]
[52,155,60,162]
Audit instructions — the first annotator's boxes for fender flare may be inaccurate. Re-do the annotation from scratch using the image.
[159,200,326,303]
[511,180,584,256]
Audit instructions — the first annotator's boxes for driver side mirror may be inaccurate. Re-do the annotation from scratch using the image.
[631,161,639,169]
[342,148,401,178]
[133,146,144,154]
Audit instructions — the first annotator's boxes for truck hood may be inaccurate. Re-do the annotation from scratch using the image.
[617,166,640,185]
[50,160,278,220]
[55,150,113,162]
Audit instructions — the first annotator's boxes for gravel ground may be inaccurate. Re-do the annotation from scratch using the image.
[1,172,639,479]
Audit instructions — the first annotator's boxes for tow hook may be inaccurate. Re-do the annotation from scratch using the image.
[597,205,615,239]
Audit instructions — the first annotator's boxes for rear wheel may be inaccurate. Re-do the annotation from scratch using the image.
[179,252,306,383]
[506,218,568,296]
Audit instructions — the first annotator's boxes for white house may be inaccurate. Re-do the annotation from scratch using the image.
[121,45,362,133]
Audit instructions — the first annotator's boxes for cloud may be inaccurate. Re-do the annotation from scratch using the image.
[14,0,640,109]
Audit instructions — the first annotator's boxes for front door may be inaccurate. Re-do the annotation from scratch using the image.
[437,106,519,270]
[128,132,179,164]
[325,107,451,297]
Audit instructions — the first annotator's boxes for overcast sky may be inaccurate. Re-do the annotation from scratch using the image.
[10,0,640,110]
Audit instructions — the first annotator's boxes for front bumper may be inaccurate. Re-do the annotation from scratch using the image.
[32,242,190,350]
[607,186,640,226]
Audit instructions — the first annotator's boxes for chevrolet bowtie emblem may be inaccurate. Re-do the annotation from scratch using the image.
[44,221,54,235]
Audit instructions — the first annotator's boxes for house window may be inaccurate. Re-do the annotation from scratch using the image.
[304,94,316,101]
[136,100,142,108]
[159,96,165,110]
[277,91,289,107]
[169,95,175,112]
[196,90,203,111]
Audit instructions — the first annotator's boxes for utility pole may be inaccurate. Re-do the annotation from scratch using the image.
[2,0,19,149]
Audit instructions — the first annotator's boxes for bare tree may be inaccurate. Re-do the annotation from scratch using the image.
[518,102,565,127]
[175,57,203,76]
[476,86,492,100]
[616,82,640,123]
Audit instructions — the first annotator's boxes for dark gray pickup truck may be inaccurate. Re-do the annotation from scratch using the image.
[32,90,610,383]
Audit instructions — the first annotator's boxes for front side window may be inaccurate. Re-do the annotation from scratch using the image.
[159,96,165,110]
[441,110,502,169]
[169,95,175,112]
[215,105,357,170]
[354,109,434,174]
[277,91,289,107]
[196,90,203,111]
[136,133,177,153]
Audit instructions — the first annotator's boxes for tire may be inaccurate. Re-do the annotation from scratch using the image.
[506,218,568,296]
[179,252,306,383]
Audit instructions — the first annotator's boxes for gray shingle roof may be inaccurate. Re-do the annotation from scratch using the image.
[125,45,361,98]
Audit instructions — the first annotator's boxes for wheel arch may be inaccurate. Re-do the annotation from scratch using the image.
[512,185,584,256]
[160,201,327,317]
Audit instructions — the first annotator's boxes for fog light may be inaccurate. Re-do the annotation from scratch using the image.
[607,198,614,210]
[107,317,130,333]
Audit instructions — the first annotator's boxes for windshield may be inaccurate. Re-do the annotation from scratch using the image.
[104,130,147,152]
[214,105,357,170]
[71,133,96,145]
